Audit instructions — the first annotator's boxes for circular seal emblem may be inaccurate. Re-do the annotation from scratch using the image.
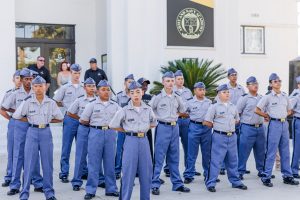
[176,8,205,40]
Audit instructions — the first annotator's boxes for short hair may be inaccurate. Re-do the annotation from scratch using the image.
[37,56,45,60]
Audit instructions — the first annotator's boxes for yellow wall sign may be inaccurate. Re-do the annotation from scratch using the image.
[190,0,214,9]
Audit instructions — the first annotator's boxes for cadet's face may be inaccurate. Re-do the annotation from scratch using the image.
[90,63,97,70]
[218,90,230,101]
[163,77,175,89]
[13,76,21,88]
[271,79,281,90]
[142,82,148,92]
[194,88,206,97]
[125,79,134,89]
[98,87,111,101]
[130,88,142,103]
[85,84,96,95]
[71,71,81,81]
[22,77,33,89]
[228,73,237,83]
[175,76,184,87]
[33,84,46,95]
[297,83,300,89]
[247,83,259,93]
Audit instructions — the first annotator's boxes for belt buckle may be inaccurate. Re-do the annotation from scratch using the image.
[227,132,232,136]
[171,121,176,126]
[137,132,144,138]
[280,118,285,122]
[255,124,259,128]
[102,126,108,130]
[38,124,46,129]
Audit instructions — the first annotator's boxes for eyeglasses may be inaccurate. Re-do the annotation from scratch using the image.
[272,80,282,83]
[38,60,45,62]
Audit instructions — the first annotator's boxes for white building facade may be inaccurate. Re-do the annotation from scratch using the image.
[0,0,298,98]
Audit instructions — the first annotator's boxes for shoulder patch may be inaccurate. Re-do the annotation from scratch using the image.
[242,93,248,97]
[265,91,271,95]
[187,97,193,101]
[293,93,299,97]
[24,96,32,101]
[62,82,68,86]
[6,89,12,93]
[117,91,122,95]
[110,99,117,103]
[90,99,96,103]
[174,91,181,96]
[77,95,84,99]
[155,91,161,96]
[212,100,217,104]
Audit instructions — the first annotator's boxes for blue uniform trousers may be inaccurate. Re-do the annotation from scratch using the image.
[20,127,54,199]
[291,118,300,175]
[59,115,79,178]
[121,135,152,200]
[261,120,293,181]
[4,118,15,182]
[10,120,43,190]
[183,122,212,179]
[152,123,184,190]
[205,132,242,188]
[178,118,190,167]
[115,132,125,175]
[238,124,265,175]
[85,128,118,195]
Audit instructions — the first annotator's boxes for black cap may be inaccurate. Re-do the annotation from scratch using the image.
[137,77,150,85]
[89,58,97,63]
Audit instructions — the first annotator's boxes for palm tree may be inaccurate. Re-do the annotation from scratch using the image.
[150,59,227,98]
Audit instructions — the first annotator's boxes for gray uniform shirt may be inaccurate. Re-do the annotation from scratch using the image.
[257,90,291,119]
[186,96,212,122]
[289,91,300,118]
[80,98,120,127]
[13,94,63,124]
[109,101,157,133]
[237,93,264,125]
[1,88,16,106]
[114,91,130,108]
[2,86,34,110]
[227,83,246,105]
[149,89,186,122]
[205,101,240,132]
[67,95,96,118]
[53,82,85,110]
[173,86,193,104]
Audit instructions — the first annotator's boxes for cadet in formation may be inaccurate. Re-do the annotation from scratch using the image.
[0,70,21,187]
[13,76,63,200]
[110,81,156,200]
[1,68,43,196]
[150,71,190,195]
[81,80,119,199]
[255,73,299,187]
[204,84,247,192]
[183,82,212,183]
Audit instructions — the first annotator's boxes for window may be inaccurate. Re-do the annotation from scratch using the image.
[240,26,265,54]
[16,23,75,40]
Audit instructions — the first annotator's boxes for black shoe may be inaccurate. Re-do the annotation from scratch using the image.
[245,170,251,174]
[159,178,165,185]
[47,197,57,200]
[81,174,88,180]
[257,172,263,177]
[73,185,80,191]
[34,187,44,193]
[184,178,193,184]
[220,169,226,175]
[283,177,299,185]
[98,182,106,188]
[175,186,190,193]
[7,189,19,196]
[195,171,201,176]
[115,173,121,180]
[233,184,247,190]
[207,186,216,192]
[262,179,273,187]
[84,193,95,200]
[271,174,275,179]
[2,180,10,187]
[165,171,170,177]
[293,174,300,179]
[152,187,160,195]
[106,192,120,197]
[239,174,244,180]
[216,178,220,183]
[61,176,69,183]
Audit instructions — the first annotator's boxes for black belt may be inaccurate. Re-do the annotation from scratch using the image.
[126,132,146,138]
[79,123,90,127]
[294,116,300,120]
[214,130,235,136]
[29,124,49,129]
[242,123,263,128]
[158,121,177,126]
[190,120,204,125]
[90,125,109,130]
[270,118,286,122]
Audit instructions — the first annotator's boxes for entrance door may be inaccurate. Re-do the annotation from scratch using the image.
[16,42,75,96]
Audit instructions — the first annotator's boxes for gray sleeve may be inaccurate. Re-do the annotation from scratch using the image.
[2,92,15,109]
[52,102,63,120]
[67,99,80,114]
[204,105,215,122]
[234,107,240,121]
[80,103,93,122]
[149,95,157,110]
[12,101,27,119]
[287,96,292,111]
[109,109,125,129]
[290,97,298,110]
[236,96,246,114]
[53,86,65,102]
[257,95,268,110]
[149,108,158,127]
[177,96,186,113]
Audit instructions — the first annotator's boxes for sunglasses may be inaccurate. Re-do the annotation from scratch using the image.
[272,80,282,83]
